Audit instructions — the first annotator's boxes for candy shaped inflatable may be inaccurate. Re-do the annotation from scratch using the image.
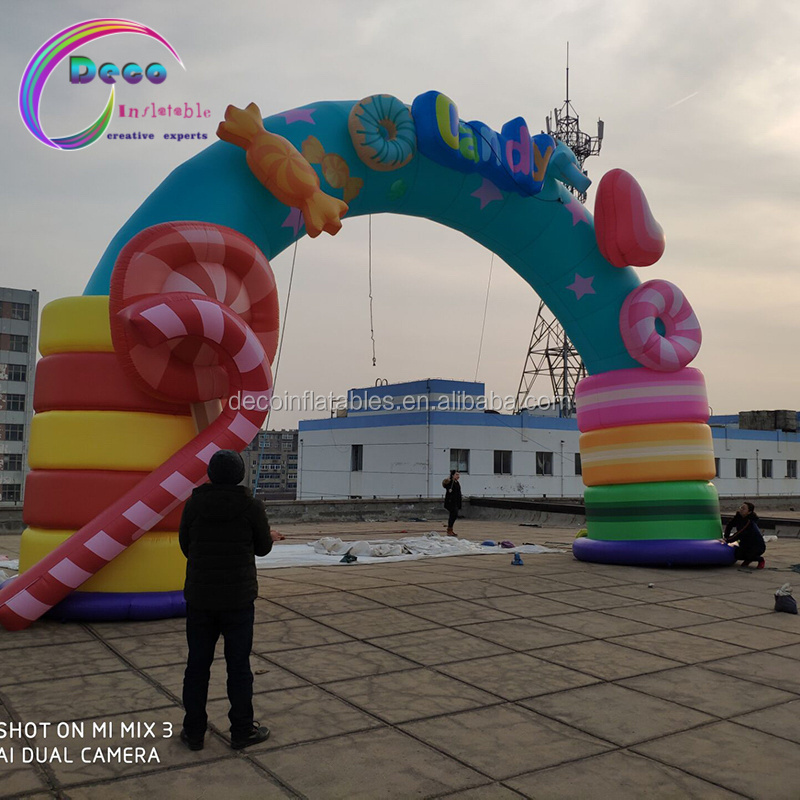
[0,88,730,630]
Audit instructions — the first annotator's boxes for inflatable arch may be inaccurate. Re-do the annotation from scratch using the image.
[0,91,733,630]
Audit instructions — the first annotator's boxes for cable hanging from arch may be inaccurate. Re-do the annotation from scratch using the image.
[475,252,495,380]
[368,214,377,367]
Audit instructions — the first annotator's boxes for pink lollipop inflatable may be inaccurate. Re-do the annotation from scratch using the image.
[619,279,702,372]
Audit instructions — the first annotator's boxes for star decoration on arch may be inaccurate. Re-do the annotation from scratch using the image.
[564,198,590,226]
[566,273,596,300]
[279,108,316,125]
[471,177,504,210]
[282,208,304,236]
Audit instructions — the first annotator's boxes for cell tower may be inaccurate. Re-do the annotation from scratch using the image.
[514,44,604,416]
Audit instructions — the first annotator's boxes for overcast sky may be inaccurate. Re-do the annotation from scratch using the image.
[3,0,799,427]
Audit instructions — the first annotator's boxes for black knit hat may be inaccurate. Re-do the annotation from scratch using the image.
[207,449,245,485]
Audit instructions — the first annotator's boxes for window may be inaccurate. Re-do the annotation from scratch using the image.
[351,444,363,472]
[574,453,582,476]
[1,424,23,441]
[493,450,512,475]
[449,448,469,473]
[281,441,293,451]
[787,460,798,479]
[536,451,553,475]
[1,484,21,502]
[8,335,28,353]
[2,394,25,412]
[282,432,294,440]
[735,458,748,478]
[762,459,773,479]
[287,482,297,489]
[1,454,23,471]
[11,303,30,321]
[714,458,720,478]
[1,364,27,382]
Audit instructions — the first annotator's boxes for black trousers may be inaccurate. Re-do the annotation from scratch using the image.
[182,603,255,738]
[734,542,765,562]
[447,508,459,528]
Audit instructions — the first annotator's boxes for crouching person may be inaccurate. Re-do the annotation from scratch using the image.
[179,449,275,750]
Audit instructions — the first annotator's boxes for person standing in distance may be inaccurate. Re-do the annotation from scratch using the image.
[179,449,277,751]
[442,469,462,537]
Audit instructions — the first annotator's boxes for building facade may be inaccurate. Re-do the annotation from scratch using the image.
[243,428,299,500]
[298,380,800,501]
[0,288,39,506]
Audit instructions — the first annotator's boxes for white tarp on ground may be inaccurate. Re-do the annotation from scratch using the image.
[255,533,560,569]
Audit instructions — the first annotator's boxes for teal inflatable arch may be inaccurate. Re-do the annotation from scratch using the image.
[86,93,641,376]
[83,91,733,569]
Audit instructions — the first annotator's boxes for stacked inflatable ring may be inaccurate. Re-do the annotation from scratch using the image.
[574,366,733,566]
[0,223,279,629]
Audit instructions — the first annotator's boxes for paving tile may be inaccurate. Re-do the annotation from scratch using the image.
[401,599,516,626]
[65,758,295,799]
[540,588,648,611]
[649,578,740,596]
[208,685,380,749]
[86,616,186,640]
[251,618,354,652]
[369,627,511,665]
[605,604,719,628]
[732,699,800,744]
[402,704,610,780]
[254,728,485,798]
[0,621,93,650]
[144,653,307,701]
[24,705,223,786]
[746,612,800,633]
[597,584,694,603]
[438,784,522,799]
[284,574,405,591]
[533,640,682,680]
[524,683,713,746]
[606,630,750,664]
[352,584,454,607]
[264,640,416,682]
[437,652,599,700]
[619,664,798,717]
[317,607,438,639]
[633,720,800,799]
[0,640,125,686]
[323,668,498,723]
[506,749,744,799]
[257,579,330,598]
[679,620,800,650]
[771,642,800,661]
[419,580,522,600]
[268,590,385,616]
[704,651,800,693]
[470,594,577,618]
[492,576,578,595]
[722,590,782,611]
[253,598,305,623]
[109,631,188,668]
[4,671,174,722]
[0,752,49,797]
[538,571,629,589]
[664,597,765,620]
[544,610,658,638]
[456,619,588,651]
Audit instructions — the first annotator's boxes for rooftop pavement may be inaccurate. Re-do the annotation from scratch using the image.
[1,519,800,799]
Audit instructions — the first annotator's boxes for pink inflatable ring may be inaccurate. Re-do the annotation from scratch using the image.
[620,279,701,372]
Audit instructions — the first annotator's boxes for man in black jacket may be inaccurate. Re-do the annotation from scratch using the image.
[179,449,274,751]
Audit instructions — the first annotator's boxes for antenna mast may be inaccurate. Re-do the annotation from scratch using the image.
[514,44,605,416]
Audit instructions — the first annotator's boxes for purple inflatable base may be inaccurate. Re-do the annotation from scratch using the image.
[0,578,186,622]
[573,538,737,567]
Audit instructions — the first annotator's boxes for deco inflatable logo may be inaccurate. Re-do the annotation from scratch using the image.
[19,19,182,151]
